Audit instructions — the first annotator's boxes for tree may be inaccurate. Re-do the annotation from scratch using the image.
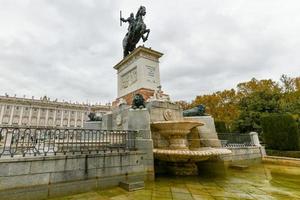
[191,89,240,131]
[236,91,282,133]
[279,75,300,116]
[175,100,191,110]
[237,78,281,97]
[235,78,282,133]
[182,75,300,133]
[280,74,296,93]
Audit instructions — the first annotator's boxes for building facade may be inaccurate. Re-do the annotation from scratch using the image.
[0,95,111,128]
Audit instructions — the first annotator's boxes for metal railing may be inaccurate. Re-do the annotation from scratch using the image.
[0,126,137,158]
[218,133,254,147]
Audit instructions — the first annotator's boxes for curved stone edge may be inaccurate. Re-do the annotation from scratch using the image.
[153,148,232,162]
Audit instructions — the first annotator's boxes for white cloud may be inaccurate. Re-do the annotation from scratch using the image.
[0,0,299,103]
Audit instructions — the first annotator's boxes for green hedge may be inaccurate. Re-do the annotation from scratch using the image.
[266,149,300,158]
[261,113,300,150]
[215,121,228,133]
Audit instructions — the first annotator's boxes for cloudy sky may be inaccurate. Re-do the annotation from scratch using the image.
[0,0,299,104]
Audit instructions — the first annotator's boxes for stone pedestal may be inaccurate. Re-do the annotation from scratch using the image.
[185,116,222,148]
[101,113,112,130]
[113,46,163,105]
[168,136,188,149]
[249,132,261,146]
[125,109,155,181]
[83,121,102,130]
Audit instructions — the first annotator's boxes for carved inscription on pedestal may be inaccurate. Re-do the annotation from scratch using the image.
[121,67,137,89]
[146,66,156,83]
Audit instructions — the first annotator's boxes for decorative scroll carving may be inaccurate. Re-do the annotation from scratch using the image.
[163,109,173,121]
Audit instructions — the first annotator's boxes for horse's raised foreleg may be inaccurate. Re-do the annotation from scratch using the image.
[142,29,150,42]
[123,50,129,58]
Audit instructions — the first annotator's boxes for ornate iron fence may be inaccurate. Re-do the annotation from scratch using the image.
[218,133,254,147]
[0,126,137,157]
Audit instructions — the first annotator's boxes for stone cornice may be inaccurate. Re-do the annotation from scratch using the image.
[114,46,163,70]
[0,96,111,111]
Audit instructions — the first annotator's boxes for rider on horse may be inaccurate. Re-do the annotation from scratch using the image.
[121,6,150,58]
[121,13,135,32]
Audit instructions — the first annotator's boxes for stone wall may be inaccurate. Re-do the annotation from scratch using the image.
[0,151,147,200]
[83,121,102,130]
[197,146,265,177]
[186,116,222,148]
[263,156,300,167]
[219,146,264,163]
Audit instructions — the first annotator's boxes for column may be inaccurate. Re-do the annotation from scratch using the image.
[60,110,64,127]
[18,106,24,126]
[45,108,49,127]
[67,110,71,127]
[28,107,33,126]
[81,112,84,127]
[53,109,57,127]
[8,105,14,125]
[0,104,5,125]
[37,108,41,126]
[74,111,78,127]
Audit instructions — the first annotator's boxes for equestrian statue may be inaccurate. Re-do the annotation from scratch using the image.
[120,6,150,57]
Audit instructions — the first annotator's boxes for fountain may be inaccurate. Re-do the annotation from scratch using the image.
[151,121,203,149]
[109,46,232,176]
[147,101,231,176]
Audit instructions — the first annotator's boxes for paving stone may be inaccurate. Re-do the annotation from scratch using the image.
[48,164,300,200]
[170,187,190,193]
[192,194,216,200]
[172,192,193,200]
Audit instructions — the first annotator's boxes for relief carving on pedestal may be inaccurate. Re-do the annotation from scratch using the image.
[121,67,137,89]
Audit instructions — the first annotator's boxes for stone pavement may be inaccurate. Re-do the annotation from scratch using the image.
[51,164,300,200]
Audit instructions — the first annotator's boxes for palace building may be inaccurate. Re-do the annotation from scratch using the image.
[0,95,111,128]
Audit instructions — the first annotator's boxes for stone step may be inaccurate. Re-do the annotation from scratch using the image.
[119,181,145,191]
[229,164,249,170]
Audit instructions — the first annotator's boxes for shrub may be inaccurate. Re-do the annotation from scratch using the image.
[261,113,300,150]
[266,149,300,158]
[215,120,228,133]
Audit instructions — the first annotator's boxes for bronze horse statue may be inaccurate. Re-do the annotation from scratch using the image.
[121,6,150,57]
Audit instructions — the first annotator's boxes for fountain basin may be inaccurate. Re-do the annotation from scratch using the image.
[153,148,232,162]
[151,121,203,149]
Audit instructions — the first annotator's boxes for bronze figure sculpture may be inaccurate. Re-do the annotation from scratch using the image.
[183,105,207,117]
[121,6,150,57]
[132,93,145,109]
[88,112,102,121]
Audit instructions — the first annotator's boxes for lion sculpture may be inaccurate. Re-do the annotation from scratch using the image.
[183,104,206,117]
[132,93,145,109]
